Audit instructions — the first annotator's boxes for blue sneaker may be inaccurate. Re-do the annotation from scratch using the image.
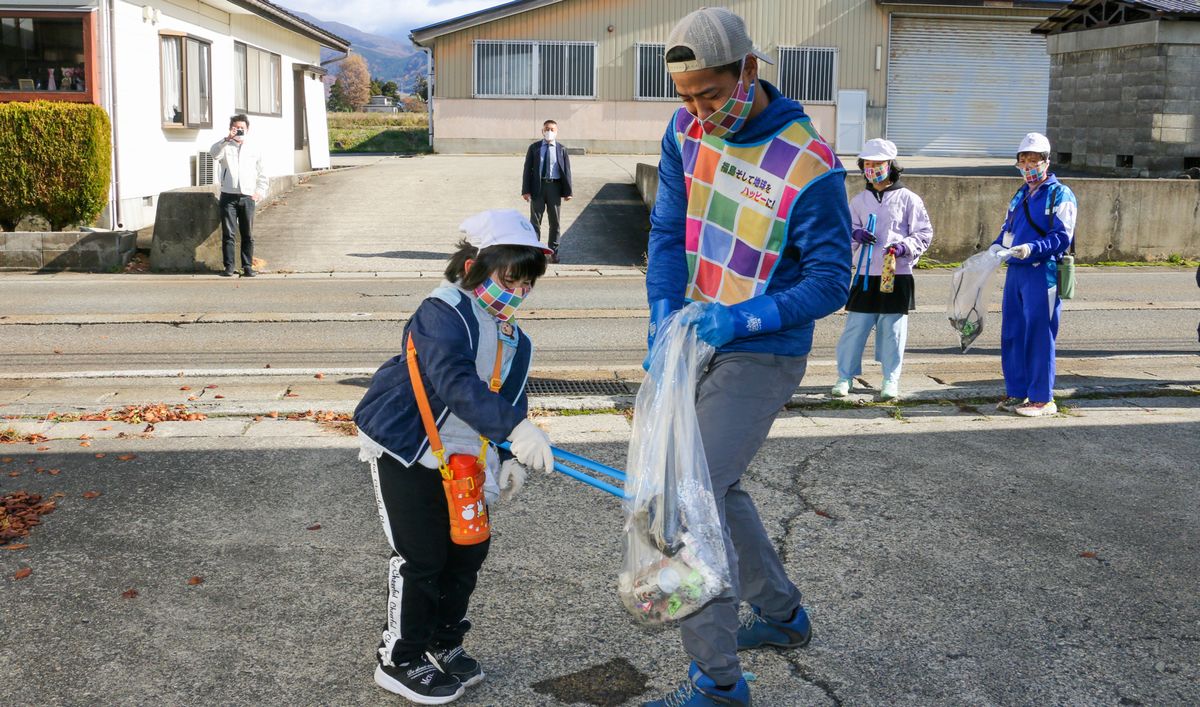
[642,663,750,706]
[736,604,812,651]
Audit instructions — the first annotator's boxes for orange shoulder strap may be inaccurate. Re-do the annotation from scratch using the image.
[406,333,506,473]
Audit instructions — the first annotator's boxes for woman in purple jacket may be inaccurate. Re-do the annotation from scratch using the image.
[831,139,933,401]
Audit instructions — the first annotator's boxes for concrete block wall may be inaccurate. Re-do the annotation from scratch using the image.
[150,174,299,272]
[1048,42,1200,177]
[0,231,136,271]
[634,164,1200,262]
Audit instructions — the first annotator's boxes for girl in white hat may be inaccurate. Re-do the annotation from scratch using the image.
[354,209,555,704]
[832,139,934,400]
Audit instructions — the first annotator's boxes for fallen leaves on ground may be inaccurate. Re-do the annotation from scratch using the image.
[82,491,102,500]
[121,588,138,599]
[205,384,218,389]
[0,428,48,445]
[314,373,325,380]
[123,253,150,273]
[79,441,91,447]
[286,409,352,422]
[179,386,191,391]
[94,453,106,459]
[1079,551,1099,559]
[1,491,57,546]
[306,523,322,531]
[2,543,29,551]
[187,576,204,586]
[62,404,206,425]
[14,567,32,580]
[116,454,136,462]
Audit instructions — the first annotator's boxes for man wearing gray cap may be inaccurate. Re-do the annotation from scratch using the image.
[642,7,851,706]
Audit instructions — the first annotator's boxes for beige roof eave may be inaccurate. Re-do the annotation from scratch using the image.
[410,0,566,46]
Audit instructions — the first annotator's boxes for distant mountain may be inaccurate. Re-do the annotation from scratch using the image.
[289,10,426,92]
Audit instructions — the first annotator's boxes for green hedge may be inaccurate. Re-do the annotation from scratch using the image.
[0,101,112,231]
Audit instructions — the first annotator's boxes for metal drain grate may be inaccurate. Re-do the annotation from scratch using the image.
[526,377,630,397]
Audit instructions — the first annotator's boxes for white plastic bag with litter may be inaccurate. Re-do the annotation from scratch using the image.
[619,303,731,624]
[948,248,1009,352]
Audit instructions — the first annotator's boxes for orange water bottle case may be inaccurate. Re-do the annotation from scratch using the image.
[444,454,490,545]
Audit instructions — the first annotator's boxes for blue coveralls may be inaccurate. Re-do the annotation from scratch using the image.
[993,175,1077,403]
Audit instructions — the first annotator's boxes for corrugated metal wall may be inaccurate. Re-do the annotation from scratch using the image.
[430,0,1050,105]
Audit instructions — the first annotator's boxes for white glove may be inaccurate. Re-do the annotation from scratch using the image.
[499,459,528,502]
[507,419,553,474]
[1009,244,1032,260]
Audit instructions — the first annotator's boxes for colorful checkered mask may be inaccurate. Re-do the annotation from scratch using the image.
[864,165,890,184]
[699,60,755,139]
[473,277,529,321]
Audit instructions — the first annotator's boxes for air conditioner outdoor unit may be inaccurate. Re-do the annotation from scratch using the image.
[194,151,214,186]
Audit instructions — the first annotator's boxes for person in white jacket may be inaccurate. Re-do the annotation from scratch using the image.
[831,139,933,400]
[209,114,269,277]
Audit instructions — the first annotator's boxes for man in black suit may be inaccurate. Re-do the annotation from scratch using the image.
[522,119,573,263]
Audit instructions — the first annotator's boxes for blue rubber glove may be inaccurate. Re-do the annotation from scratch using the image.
[643,299,677,371]
[691,296,782,348]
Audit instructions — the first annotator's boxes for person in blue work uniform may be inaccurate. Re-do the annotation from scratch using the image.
[989,132,1078,418]
[641,8,851,706]
[354,209,556,705]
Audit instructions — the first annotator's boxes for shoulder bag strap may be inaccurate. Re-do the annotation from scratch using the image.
[406,333,506,476]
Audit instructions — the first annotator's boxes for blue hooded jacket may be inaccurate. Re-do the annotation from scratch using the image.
[646,80,852,357]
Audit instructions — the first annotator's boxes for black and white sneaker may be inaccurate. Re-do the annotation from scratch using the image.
[427,645,485,688]
[374,654,464,704]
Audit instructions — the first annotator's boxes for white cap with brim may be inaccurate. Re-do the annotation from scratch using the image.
[858,138,898,162]
[1018,132,1051,155]
[666,7,774,73]
[460,209,554,255]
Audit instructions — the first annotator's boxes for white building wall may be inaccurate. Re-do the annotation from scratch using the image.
[110,0,324,230]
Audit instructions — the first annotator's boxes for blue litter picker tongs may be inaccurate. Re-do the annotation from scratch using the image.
[498,441,626,498]
[855,213,877,292]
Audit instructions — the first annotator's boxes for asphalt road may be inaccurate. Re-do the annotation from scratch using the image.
[0,269,1196,375]
[2,400,1198,706]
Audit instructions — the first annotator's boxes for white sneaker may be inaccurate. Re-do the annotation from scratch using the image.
[1015,400,1058,417]
[879,380,900,400]
[831,378,851,397]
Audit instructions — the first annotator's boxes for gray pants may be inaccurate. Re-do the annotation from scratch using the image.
[681,351,808,684]
[529,179,563,251]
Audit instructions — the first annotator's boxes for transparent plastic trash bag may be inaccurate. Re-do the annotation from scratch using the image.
[619,303,732,624]
[948,248,1009,352]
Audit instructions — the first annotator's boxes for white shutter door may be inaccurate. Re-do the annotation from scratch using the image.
[887,16,1049,156]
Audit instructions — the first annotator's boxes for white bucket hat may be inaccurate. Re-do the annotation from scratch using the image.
[460,209,554,254]
[858,138,897,162]
[1018,132,1051,155]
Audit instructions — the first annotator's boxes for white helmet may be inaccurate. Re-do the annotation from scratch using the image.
[1018,132,1051,155]
[858,138,897,162]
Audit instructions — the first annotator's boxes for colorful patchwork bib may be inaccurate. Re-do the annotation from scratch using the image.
[674,108,839,305]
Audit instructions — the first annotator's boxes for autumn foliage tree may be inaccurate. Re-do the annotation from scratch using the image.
[334,54,371,112]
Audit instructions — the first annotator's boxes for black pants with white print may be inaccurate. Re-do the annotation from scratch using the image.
[371,453,490,666]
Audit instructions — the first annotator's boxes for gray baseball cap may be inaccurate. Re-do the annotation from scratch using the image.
[666,7,774,74]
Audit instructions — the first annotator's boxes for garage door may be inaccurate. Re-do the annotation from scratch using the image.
[886,16,1049,157]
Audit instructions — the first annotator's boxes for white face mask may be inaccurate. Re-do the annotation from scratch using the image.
[543,130,556,142]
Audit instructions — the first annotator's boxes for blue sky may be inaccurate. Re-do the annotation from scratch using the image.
[285,0,501,38]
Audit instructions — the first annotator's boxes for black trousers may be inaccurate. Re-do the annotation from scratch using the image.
[371,453,490,665]
[219,192,255,272]
[530,179,563,251]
